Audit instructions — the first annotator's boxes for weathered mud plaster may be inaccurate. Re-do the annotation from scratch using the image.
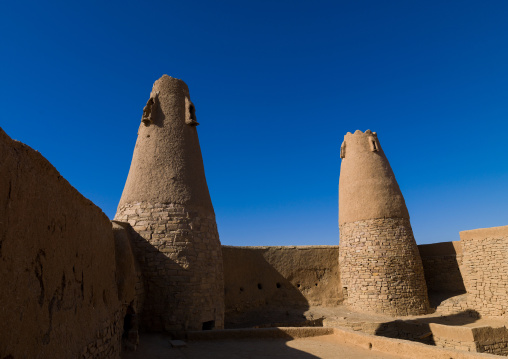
[338,130,430,316]
[0,127,124,359]
[115,75,224,332]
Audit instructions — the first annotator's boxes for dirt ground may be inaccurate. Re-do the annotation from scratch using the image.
[121,333,405,359]
[123,300,508,359]
[227,303,508,331]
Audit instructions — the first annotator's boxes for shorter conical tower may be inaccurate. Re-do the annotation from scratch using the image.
[338,130,430,316]
[115,75,224,331]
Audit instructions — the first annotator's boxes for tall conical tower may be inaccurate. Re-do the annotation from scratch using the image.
[115,75,224,331]
[338,130,430,316]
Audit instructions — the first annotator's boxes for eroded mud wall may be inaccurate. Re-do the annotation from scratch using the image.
[222,245,343,316]
[0,128,123,359]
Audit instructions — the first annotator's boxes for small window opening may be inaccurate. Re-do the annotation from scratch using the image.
[296,283,301,288]
[186,101,199,126]
[142,98,155,125]
[257,283,263,290]
[276,283,281,289]
[340,141,346,159]
[202,320,215,330]
[369,136,379,152]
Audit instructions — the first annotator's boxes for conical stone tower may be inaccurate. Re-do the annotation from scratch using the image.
[115,75,224,331]
[338,130,430,316]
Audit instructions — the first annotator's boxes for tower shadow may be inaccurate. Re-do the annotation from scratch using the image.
[374,309,480,345]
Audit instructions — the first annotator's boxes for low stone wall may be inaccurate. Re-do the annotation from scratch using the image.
[472,326,508,355]
[460,226,508,317]
[418,241,466,293]
[333,326,500,359]
[432,323,508,356]
[222,245,342,315]
[0,127,124,359]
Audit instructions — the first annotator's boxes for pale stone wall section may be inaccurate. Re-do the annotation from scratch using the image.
[459,225,508,318]
[339,218,429,315]
[115,202,224,331]
[432,323,508,356]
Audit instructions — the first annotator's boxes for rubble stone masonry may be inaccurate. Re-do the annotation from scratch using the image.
[339,218,429,316]
[460,225,508,317]
[115,202,224,331]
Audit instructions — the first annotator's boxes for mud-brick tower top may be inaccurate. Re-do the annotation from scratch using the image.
[338,130,430,316]
[115,75,224,332]
[118,75,212,210]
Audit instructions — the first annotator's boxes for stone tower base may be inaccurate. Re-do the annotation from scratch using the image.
[339,217,430,316]
[115,202,224,331]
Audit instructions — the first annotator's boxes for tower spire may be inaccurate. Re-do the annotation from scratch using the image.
[116,75,224,331]
[339,130,430,316]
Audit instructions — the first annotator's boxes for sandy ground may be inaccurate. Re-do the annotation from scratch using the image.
[121,333,405,359]
[227,302,508,331]
[122,298,508,359]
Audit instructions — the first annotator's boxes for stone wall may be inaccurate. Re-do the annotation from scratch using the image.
[473,325,508,355]
[222,246,342,313]
[339,218,429,316]
[0,127,124,359]
[432,323,508,356]
[460,226,508,317]
[418,241,466,293]
[115,202,224,332]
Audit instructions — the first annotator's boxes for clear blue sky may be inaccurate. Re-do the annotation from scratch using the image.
[1,1,507,246]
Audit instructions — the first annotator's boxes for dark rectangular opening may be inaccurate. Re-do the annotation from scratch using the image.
[202,320,215,331]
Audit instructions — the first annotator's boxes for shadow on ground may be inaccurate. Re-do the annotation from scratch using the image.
[374,309,480,345]
[122,332,323,359]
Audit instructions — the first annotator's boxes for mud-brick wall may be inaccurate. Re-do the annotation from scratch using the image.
[222,245,343,314]
[0,128,123,359]
[417,241,466,293]
[460,226,508,317]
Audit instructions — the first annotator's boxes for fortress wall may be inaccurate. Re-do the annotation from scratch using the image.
[222,246,343,316]
[0,128,124,359]
[459,226,508,317]
[222,242,468,317]
[417,241,466,293]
